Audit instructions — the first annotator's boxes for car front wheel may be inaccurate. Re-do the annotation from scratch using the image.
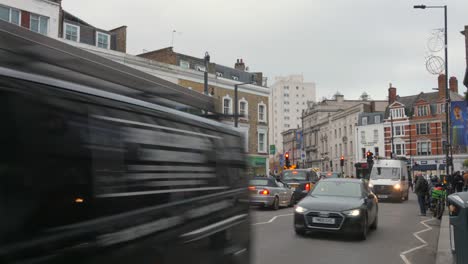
[272,197,279,210]
[357,215,368,240]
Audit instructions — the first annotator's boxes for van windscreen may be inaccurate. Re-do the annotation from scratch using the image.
[370,167,401,180]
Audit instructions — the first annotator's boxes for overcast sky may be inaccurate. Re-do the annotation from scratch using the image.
[62,0,468,101]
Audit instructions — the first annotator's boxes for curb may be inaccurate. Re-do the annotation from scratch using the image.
[435,212,455,264]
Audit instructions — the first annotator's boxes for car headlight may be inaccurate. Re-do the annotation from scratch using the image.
[343,209,360,217]
[394,184,401,190]
[295,206,307,214]
[368,183,373,188]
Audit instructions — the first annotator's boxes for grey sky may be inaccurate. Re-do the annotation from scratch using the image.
[62,0,468,101]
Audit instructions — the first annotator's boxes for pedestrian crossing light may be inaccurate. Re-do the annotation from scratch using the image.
[340,156,344,167]
[366,151,374,164]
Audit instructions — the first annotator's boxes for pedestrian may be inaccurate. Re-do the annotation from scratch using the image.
[408,174,414,192]
[463,171,468,191]
[453,171,464,193]
[414,173,429,216]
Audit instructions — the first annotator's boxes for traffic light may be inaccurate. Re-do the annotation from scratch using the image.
[366,151,374,164]
[285,152,291,168]
[340,156,344,167]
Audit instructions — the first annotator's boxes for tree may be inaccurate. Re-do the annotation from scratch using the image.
[463,159,468,168]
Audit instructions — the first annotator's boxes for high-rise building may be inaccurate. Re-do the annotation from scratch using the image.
[269,74,315,155]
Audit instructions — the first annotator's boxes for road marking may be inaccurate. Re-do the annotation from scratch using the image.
[252,213,293,226]
[400,217,435,264]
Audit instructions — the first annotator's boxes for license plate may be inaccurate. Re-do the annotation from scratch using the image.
[312,217,335,224]
[378,195,388,198]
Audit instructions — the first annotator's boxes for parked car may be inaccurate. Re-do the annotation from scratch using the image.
[294,178,379,240]
[281,169,319,203]
[249,177,294,210]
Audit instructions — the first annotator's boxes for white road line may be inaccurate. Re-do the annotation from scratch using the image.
[252,213,293,226]
[400,218,435,264]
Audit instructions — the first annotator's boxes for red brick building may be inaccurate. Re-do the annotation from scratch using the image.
[384,75,464,175]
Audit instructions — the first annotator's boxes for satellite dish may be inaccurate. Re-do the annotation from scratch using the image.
[425,55,444,75]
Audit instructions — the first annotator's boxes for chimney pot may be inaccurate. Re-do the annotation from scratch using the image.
[388,85,397,104]
[449,76,458,94]
[438,74,446,99]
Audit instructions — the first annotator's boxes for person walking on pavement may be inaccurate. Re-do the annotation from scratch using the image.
[415,173,429,216]
[453,171,464,193]
[463,171,468,192]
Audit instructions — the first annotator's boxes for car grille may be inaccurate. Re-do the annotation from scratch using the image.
[373,185,393,194]
[305,211,344,230]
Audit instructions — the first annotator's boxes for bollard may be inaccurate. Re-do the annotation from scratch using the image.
[447,192,468,264]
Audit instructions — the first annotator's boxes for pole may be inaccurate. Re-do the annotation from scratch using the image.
[302,112,305,168]
[390,111,395,158]
[234,84,238,127]
[204,52,210,95]
[443,5,450,178]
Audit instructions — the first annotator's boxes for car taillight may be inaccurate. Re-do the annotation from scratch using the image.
[260,189,270,195]
[305,183,311,191]
[248,186,256,191]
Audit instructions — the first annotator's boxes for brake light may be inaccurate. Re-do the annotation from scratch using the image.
[260,189,270,195]
[305,183,311,192]
[248,186,256,191]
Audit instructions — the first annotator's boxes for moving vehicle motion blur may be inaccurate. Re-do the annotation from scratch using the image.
[248,177,294,210]
[0,21,250,264]
[369,159,410,202]
[281,169,319,203]
[294,178,378,240]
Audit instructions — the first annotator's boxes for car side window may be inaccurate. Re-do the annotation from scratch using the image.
[268,178,278,187]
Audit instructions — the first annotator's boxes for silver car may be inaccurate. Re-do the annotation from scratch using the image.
[249,177,294,210]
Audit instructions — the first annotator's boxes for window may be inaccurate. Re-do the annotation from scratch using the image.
[417,141,431,155]
[395,143,405,156]
[335,129,337,138]
[374,147,379,156]
[440,104,445,114]
[442,122,447,134]
[223,95,232,114]
[296,86,299,90]
[284,124,290,128]
[283,86,289,90]
[195,65,206,72]
[374,115,381,124]
[284,93,289,97]
[239,100,248,118]
[373,129,378,141]
[390,108,405,118]
[417,123,430,135]
[361,148,366,159]
[96,32,110,49]
[360,131,365,142]
[335,145,338,158]
[180,60,190,69]
[0,6,20,25]
[232,75,239,81]
[394,125,404,136]
[350,141,353,154]
[417,105,429,116]
[216,71,223,77]
[258,103,266,122]
[284,101,289,105]
[339,128,342,138]
[64,23,79,42]
[284,108,289,113]
[362,117,368,126]
[284,116,290,120]
[30,14,49,35]
[258,131,266,153]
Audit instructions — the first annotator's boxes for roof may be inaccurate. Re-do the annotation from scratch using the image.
[62,10,94,28]
[385,91,464,118]
[0,20,215,113]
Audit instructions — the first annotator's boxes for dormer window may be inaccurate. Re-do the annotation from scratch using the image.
[195,65,206,72]
[390,108,405,118]
[417,105,429,116]
[216,71,223,77]
[232,75,239,81]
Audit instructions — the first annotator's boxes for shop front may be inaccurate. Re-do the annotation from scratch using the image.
[247,155,268,177]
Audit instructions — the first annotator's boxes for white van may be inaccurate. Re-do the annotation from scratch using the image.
[369,159,410,202]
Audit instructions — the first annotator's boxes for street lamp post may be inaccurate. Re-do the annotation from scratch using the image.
[203,52,210,95]
[414,4,450,178]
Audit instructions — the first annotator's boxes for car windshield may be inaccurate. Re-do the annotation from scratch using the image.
[370,167,401,180]
[310,181,362,198]
[249,179,269,186]
[283,171,307,181]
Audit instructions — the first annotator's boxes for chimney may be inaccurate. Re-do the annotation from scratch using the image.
[388,83,397,104]
[449,76,458,94]
[110,26,127,53]
[234,58,246,71]
[438,74,446,99]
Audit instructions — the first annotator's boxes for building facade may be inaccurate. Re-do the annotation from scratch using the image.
[383,76,466,175]
[0,0,61,38]
[281,128,302,169]
[355,112,385,163]
[269,75,316,155]
[462,25,468,88]
[302,94,387,176]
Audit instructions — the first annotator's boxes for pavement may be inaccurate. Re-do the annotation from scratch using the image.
[250,192,441,264]
[435,212,455,264]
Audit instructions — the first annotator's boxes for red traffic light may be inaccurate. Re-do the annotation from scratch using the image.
[340,156,344,160]
[366,151,371,157]
[285,152,289,159]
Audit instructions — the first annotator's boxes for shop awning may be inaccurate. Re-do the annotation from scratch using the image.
[412,164,437,171]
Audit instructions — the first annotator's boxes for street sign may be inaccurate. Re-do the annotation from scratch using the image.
[269,145,276,155]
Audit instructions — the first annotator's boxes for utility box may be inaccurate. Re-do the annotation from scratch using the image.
[447,192,468,264]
